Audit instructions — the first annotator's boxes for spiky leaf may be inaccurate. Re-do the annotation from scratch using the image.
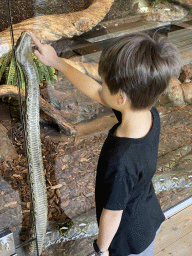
[12,69,18,85]
[5,66,10,81]
[0,50,12,81]
[0,53,7,66]
[43,65,51,84]
[7,56,16,85]
[0,50,57,88]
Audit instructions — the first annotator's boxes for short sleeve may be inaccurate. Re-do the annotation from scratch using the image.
[103,163,134,210]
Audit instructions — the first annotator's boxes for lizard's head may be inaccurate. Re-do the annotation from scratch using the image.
[15,31,32,63]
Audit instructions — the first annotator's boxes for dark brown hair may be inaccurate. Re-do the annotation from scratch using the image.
[98,31,182,110]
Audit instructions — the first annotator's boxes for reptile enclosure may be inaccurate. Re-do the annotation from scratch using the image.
[1,0,192,255]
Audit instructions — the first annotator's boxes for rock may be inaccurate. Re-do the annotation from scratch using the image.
[165,78,185,106]
[40,56,103,125]
[0,124,18,162]
[40,85,100,124]
[145,3,188,22]
[157,91,170,106]
[180,82,192,104]
[179,65,192,83]
[60,102,100,124]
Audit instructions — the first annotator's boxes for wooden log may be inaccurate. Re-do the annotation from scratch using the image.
[0,84,76,136]
[0,0,115,55]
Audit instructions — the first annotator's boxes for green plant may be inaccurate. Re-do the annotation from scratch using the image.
[0,49,57,89]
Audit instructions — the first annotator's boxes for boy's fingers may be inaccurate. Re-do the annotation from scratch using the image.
[29,32,42,50]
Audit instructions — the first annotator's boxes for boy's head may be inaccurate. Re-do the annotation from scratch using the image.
[98,31,182,110]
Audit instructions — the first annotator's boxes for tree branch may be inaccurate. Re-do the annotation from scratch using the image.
[0,84,76,136]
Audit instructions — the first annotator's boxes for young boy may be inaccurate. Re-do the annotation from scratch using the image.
[29,31,181,256]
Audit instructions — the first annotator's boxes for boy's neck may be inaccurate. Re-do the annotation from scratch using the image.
[115,107,153,139]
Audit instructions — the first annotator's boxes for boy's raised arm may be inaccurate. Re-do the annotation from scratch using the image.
[54,57,107,106]
[29,32,108,108]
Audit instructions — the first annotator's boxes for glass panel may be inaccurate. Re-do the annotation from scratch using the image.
[1,0,192,255]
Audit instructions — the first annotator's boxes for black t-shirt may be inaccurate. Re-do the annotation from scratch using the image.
[95,106,165,255]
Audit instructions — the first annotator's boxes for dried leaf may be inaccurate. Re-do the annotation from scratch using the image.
[23,210,30,213]
[62,164,68,170]
[80,158,89,162]
[13,174,22,178]
[4,201,17,208]
[55,189,61,197]
[50,184,63,190]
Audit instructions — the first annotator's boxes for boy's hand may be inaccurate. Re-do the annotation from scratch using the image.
[95,250,109,256]
[29,32,58,68]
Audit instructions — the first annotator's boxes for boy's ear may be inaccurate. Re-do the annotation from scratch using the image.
[118,91,128,105]
[122,91,131,103]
